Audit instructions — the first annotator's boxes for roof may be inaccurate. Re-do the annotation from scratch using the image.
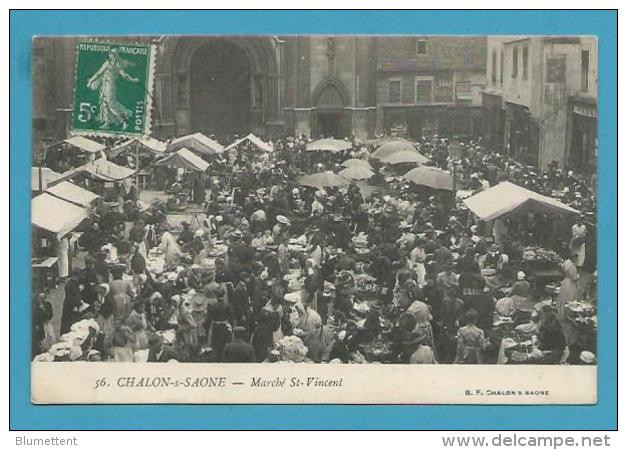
[155,148,210,172]
[46,181,99,207]
[80,158,136,181]
[224,133,273,152]
[63,136,106,153]
[169,133,224,155]
[109,137,167,157]
[31,167,61,191]
[463,181,579,221]
[32,193,89,237]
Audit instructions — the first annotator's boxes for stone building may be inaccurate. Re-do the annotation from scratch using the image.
[482,36,598,173]
[32,35,487,150]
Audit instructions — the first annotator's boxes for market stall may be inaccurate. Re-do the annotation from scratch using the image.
[463,181,579,222]
[46,181,99,208]
[306,138,352,153]
[31,193,89,290]
[223,133,273,153]
[31,167,61,192]
[155,148,210,172]
[108,137,167,187]
[168,132,224,156]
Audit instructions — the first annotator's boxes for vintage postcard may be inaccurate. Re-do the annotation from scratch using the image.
[30,35,598,405]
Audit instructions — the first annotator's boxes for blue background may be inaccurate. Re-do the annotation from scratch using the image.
[10,10,617,430]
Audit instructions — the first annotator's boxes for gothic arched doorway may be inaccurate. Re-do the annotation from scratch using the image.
[189,41,251,142]
[312,78,349,138]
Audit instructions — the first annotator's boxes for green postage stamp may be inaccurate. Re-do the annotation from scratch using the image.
[71,41,155,137]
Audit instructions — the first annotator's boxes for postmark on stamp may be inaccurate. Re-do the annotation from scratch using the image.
[71,41,155,137]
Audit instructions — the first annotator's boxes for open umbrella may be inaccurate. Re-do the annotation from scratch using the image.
[306,138,352,152]
[341,158,373,170]
[372,140,423,160]
[403,166,454,191]
[297,171,349,189]
[339,166,375,181]
[379,150,430,165]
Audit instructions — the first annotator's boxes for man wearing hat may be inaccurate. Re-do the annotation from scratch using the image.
[408,328,437,364]
[222,326,256,362]
[231,271,252,327]
[147,334,178,362]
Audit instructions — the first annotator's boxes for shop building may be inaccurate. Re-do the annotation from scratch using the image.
[374,36,487,140]
[482,36,597,172]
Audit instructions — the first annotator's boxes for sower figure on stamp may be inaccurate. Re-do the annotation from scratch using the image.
[87,48,139,130]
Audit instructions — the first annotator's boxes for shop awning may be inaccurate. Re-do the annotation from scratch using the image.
[224,133,273,152]
[32,193,89,237]
[31,167,61,191]
[80,158,137,181]
[62,136,106,154]
[46,181,99,207]
[463,181,580,221]
[168,133,224,156]
[155,148,210,172]
[109,137,167,158]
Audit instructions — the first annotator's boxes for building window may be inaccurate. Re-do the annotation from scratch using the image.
[389,79,401,104]
[491,51,497,84]
[522,45,529,80]
[500,49,504,84]
[456,80,473,101]
[415,77,433,104]
[434,74,454,103]
[416,39,428,56]
[252,74,264,107]
[581,50,590,92]
[512,47,518,77]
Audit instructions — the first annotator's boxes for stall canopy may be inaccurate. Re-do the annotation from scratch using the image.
[168,133,224,156]
[46,181,99,207]
[155,148,210,172]
[224,133,273,152]
[80,158,137,181]
[32,193,89,238]
[62,136,106,154]
[31,167,61,191]
[463,181,580,221]
[109,137,167,158]
[306,138,352,152]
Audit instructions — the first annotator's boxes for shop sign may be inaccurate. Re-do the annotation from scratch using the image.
[573,104,597,118]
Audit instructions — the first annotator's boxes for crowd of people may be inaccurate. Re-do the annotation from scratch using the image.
[32,132,597,366]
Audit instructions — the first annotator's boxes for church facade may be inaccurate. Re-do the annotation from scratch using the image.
[33,35,486,148]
